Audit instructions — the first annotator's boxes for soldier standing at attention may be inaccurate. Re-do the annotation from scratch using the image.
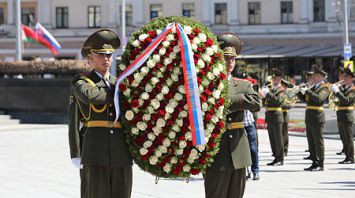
[332,68,355,164]
[298,65,330,171]
[336,67,346,155]
[69,29,132,198]
[204,32,260,198]
[281,79,293,157]
[260,68,286,166]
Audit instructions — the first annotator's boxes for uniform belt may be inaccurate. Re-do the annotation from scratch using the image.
[337,106,354,111]
[266,107,282,111]
[282,109,288,112]
[82,122,88,127]
[226,122,244,130]
[86,121,121,128]
[306,106,324,110]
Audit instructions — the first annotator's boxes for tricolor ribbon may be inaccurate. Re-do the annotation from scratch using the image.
[114,22,206,145]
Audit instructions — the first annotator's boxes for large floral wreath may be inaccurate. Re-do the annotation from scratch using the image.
[118,16,229,178]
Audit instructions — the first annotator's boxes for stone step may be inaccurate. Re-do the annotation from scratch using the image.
[0,119,20,125]
[0,115,11,120]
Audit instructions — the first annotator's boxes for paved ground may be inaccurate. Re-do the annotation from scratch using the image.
[0,124,354,198]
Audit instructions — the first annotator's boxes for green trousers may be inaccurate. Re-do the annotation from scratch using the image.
[338,122,354,161]
[307,122,325,166]
[267,123,284,161]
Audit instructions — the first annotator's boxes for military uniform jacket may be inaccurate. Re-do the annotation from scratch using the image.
[281,103,290,123]
[210,78,260,171]
[71,70,132,168]
[336,85,355,123]
[298,82,330,124]
[265,86,286,123]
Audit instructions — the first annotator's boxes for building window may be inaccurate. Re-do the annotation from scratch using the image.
[150,4,162,20]
[215,3,227,24]
[21,7,35,26]
[350,0,355,20]
[248,2,261,24]
[56,7,68,28]
[0,8,4,25]
[313,0,325,22]
[182,3,195,18]
[126,4,133,26]
[281,1,293,24]
[88,6,101,28]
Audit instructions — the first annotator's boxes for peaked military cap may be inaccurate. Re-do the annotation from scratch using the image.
[344,67,355,77]
[338,66,345,74]
[217,32,242,57]
[271,67,284,77]
[81,29,121,57]
[281,79,294,88]
[309,64,327,77]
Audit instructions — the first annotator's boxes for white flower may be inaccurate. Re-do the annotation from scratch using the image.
[185,132,192,141]
[208,97,216,104]
[174,93,183,101]
[131,80,139,87]
[190,149,198,157]
[143,140,152,148]
[139,148,148,155]
[218,82,225,91]
[164,58,172,66]
[207,72,215,80]
[218,63,224,72]
[196,145,205,152]
[173,67,180,74]
[183,165,191,172]
[202,79,209,87]
[168,131,176,139]
[172,124,180,132]
[176,119,183,127]
[217,111,223,119]
[202,54,211,63]
[162,86,170,95]
[134,73,143,81]
[153,54,161,62]
[198,33,207,42]
[166,34,175,41]
[171,73,179,82]
[149,155,158,165]
[178,85,186,94]
[212,115,219,123]
[137,122,147,131]
[166,104,174,114]
[169,100,178,107]
[213,67,221,76]
[159,145,167,153]
[155,150,162,158]
[151,77,159,84]
[169,53,177,60]
[147,59,156,68]
[213,90,221,99]
[123,89,131,97]
[171,26,177,33]
[191,43,198,51]
[151,99,160,109]
[193,37,201,45]
[212,45,218,53]
[197,59,205,68]
[184,26,192,34]
[162,41,170,47]
[166,78,173,86]
[141,92,149,100]
[125,110,134,121]
[179,111,188,118]
[170,157,178,164]
[131,127,139,135]
[153,127,162,135]
[139,34,148,41]
[176,148,184,155]
[156,29,162,34]
[173,46,181,53]
[119,64,126,71]
[179,141,187,149]
[147,106,154,114]
[143,114,151,121]
[141,66,149,75]
[199,85,204,93]
[163,163,171,173]
[205,47,214,56]
[132,40,140,47]
[159,48,166,55]
[201,102,208,111]
[163,138,171,147]
[157,118,166,127]
[138,99,144,106]
[207,123,215,133]
[156,93,164,101]
[187,157,194,164]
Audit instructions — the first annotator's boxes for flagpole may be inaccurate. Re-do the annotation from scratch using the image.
[15,0,22,61]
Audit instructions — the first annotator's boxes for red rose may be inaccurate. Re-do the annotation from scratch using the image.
[205,64,211,71]
[188,34,195,40]
[158,109,166,117]
[208,83,214,90]
[194,54,200,59]
[157,63,163,68]
[197,47,203,53]
[193,28,200,34]
[170,41,177,46]
[130,53,136,61]
[148,30,156,38]
[181,125,188,133]
[211,133,218,139]
[167,63,174,70]
[119,83,127,91]
[217,121,224,128]
[210,56,216,64]
[187,141,193,147]
[179,136,185,141]
[205,89,212,96]
[144,37,153,45]
[200,157,206,165]
[206,38,213,46]
[208,141,216,148]
[197,76,202,84]
[200,69,206,76]
[173,166,183,175]
[167,120,175,126]
[131,100,139,108]
[133,47,139,55]
[220,73,227,80]
[205,113,213,122]
[200,94,207,102]
[209,109,215,115]
[216,53,222,58]
[219,98,225,105]
[141,155,149,161]
[190,168,200,175]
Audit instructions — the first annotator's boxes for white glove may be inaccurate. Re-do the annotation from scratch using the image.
[71,157,82,169]
[300,87,308,95]
[332,84,340,93]
[261,87,270,97]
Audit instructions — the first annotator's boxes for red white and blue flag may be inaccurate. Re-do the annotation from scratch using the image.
[34,22,61,55]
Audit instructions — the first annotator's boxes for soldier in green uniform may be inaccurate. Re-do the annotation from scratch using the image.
[332,68,355,164]
[301,72,314,157]
[281,79,293,156]
[260,68,286,166]
[336,67,346,155]
[298,65,330,171]
[204,33,260,198]
[69,29,133,198]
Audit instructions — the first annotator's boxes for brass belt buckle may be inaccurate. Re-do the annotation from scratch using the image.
[108,121,114,128]
[226,122,231,130]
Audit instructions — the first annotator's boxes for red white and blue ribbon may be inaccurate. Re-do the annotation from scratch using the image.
[175,23,205,145]
[114,22,206,145]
